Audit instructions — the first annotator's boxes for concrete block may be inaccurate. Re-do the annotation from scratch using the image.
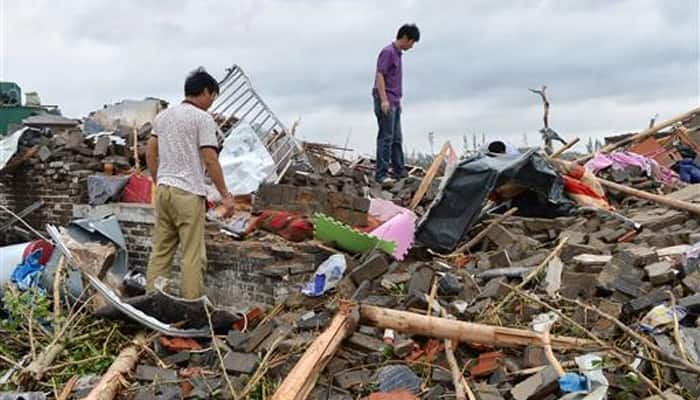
[617,246,659,268]
[243,321,276,352]
[347,332,385,353]
[488,249,512,268]
[645,261,676,285]
[683,270,700,293]
[226,330,249,351]
[624,287,670,315]
[486,223,517,248]
[334,369,371,390]
[350,252,389,285]
[510,365,559,400]
[407,264,434,297]
[134,364,178,382]
[223,351,259,374]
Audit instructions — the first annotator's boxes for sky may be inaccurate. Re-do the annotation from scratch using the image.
[1,0,698,156]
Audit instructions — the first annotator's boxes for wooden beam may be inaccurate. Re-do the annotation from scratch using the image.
[577,106,700,163]
[359,305,595,349]
[80,333,146,400]
[600,178,700,215]
[409,142,450,209]
[272,304,359,400]
[549,137,579,159]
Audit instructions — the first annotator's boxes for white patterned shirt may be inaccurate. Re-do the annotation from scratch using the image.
[152,102,219,197]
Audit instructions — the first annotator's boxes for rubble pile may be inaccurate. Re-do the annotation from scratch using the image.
[3,71,700,399]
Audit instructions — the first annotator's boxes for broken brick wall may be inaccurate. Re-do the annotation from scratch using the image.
[75,204,327,309]
[0,158,91,244]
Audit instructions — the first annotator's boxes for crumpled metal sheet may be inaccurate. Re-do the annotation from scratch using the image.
[0,127,27,171]
[47,224,241,337]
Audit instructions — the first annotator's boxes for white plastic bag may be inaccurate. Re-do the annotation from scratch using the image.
[219,122,277,195]
[302,254,347,297]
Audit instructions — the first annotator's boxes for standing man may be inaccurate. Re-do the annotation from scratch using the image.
[146,67,235,299]
[373,23,420,184]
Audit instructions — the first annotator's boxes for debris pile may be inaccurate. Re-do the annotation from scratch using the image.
[2,68,700,399]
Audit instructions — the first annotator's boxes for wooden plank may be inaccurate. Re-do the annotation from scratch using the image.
[81,334,146,400]
[409,142,450,210]
[549,137,579,159]
[600,178,700,215]
[576,105,700,163]
[272,304,359,400]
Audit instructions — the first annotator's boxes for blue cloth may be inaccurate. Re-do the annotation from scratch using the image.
[10,249,45,292]
[678,158,700,183]
[374,96,405,182]
[559,372,589,393]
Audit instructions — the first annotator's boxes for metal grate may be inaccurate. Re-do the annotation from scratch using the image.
[211,65,303,179]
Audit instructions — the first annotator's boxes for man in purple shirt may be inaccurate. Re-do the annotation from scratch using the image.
[373,23,420,184]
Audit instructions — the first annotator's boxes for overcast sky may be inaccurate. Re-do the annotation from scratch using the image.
[1,0,698,156]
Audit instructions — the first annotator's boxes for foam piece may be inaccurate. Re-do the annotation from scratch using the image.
[313,213,396,255]
[369,212,416,261]
[368,198,409,223]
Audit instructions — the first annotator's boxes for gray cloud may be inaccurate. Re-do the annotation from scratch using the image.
[1,0,697,155]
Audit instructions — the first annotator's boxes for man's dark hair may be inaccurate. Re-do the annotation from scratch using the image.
[396,24,420,42]
[488,141,507,154]
[184,67,220,97]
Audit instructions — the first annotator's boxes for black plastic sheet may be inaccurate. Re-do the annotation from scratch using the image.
[416,149,572,252]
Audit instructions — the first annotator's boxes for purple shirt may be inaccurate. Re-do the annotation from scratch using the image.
[372,42,402,107]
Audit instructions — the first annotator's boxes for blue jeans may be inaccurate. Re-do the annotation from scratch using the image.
[374,97,406,181]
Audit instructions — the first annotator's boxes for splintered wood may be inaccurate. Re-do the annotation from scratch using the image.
[272,304,359,400]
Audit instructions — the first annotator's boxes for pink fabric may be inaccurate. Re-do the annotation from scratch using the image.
[585,151,678,185]
[369,211,416,261]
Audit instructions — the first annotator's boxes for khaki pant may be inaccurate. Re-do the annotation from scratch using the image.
[146,185,206,299]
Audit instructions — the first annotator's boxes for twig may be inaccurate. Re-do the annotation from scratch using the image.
[549,137,580,159]
[529,85,550,129]
[240,335,285,400]
[487,237,568,317]
[563,297,700,376]
[28,304,37,359]
[57,375,78,400]
[450,208,519,256]
[505,284,667,397]
[204,302,236,399]
[667,290,690,362]
[444,338,466,400]
[0,204,50,241]
[427,278,438,316]
[139,340,168,369]
[542,326,565,377]
[54,256,66,325]
[461,376,476,400]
